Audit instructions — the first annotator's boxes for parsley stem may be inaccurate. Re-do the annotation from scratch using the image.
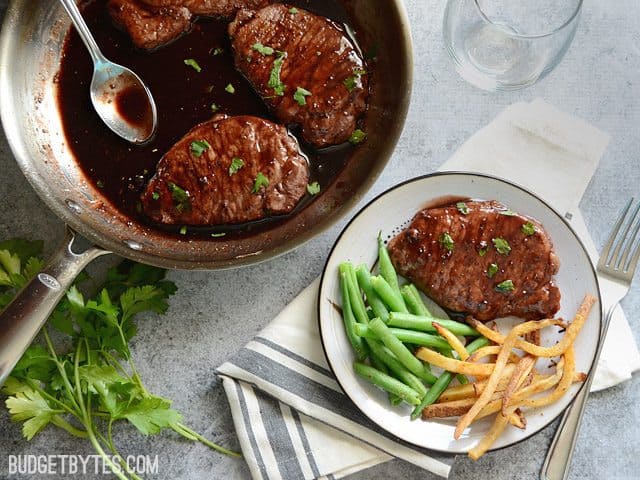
[50,416,88,438]
[173,423,242,457]
[25,378,83,421]
[43,327,82,413]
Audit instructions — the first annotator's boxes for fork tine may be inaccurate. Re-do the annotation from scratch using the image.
[615,200,640,269]
[601,198,633,268]
[620,205,640,271]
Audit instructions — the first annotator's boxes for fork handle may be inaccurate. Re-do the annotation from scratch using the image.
[541,303,616,480]
[540,375,592,480]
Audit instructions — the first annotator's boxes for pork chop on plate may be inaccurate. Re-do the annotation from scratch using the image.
[388,199,561,321]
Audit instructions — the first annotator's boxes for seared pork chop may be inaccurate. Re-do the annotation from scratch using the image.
[141,114,309,225]
[388,200,561,321]
[108,0,270,50]
[229,4,368,147]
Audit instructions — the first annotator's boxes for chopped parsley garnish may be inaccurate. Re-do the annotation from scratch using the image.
[307,182,321,195]
[439,232,454,252]
[522,222,536,236]
[492,237,511,255]
[293,86,312,106]
[478,247,488,257]
[211,232,226,238]
[229,157,245,176]
[289,7,299,14]
[252,172,269,193]
[457,202,469,215]
[190,139,211,157]
[487,263,498,278]
[499,210,517,216]
[252,42,274,56]
[168,182,191,213]
[179,226,187,235]
[349,129,367,145]
[183,58,201,72]
[211,47,224,56]
[225,83,235,94]
[495,279,515,293]
[268,51,287,96]
[211,103,219,113]
[343,68,367,92]
[151,191,160,201]
[96,180,105,189]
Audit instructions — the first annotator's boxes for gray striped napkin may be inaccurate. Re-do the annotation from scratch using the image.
[216,279,454,480]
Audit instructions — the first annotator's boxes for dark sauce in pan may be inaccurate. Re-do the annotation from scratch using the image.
[56,0,365,238]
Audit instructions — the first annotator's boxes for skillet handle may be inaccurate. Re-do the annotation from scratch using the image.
[0,227,111,386]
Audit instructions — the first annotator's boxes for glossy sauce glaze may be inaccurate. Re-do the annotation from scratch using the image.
[56,0,365,238]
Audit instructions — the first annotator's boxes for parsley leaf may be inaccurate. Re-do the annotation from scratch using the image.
[225,83,235,94]
[252,172,269,193]
[229,157,245,175]
[293,86,312,106]
[307,182,321,195]
[478,246,488,257]
[211,47,224,56]
[152,191,160,201]
[343,68,366,92]
[183,58,201,72]
[5,388,58,440]
[289,7,299,14]
[168,182,191,213]
[439,232,454,252]
[456,202,469,215]
[492,237,511,255]
[190,140,211,157]
[268,51,287,96]
[210,103,219,113]
[495,279,515,293]
[119,396,182,436]
[210,232,226,238]
[499,210,517,216]
[487,263,499,278]
[252,42,274,56]
[349,129,367,145]
[522,222,536,236]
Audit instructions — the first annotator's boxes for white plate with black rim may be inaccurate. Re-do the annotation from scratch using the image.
[317,172,601,453]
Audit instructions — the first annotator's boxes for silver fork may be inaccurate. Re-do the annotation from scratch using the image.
[541,198,640,480]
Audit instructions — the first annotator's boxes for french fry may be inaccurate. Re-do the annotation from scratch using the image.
[467,294,595,358]
[468,413,509,461]
[454,318,557,439]
[467,346,521,364]
[519,346,576,409]
[433,322,470,360]
[501,355,537,415]
[437,383,477,402]
[415,347,496,376]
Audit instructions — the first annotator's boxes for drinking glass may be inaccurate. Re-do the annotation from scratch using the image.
[443,0,583,91]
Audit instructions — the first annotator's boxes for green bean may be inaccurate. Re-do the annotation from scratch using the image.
[401,284,432,317]
[367,319,436,383]
[354,323,452,351]
[377,233,402,296]
[410,336,489,420]
[356,264,389,322]
[370,276,408,313]
[367,339,428,396]
[365,339,401,404]
[354,362,421,406]
[339,271,367,360]
[390,395,403,406]
[387,312,479,337]
[339,262,369,324]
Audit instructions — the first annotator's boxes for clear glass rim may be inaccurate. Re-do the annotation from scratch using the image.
[473,0,584,39]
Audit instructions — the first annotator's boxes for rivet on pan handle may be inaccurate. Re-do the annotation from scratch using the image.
[0,226,111,386]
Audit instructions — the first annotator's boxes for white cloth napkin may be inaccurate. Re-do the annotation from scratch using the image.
[217,99,640,480]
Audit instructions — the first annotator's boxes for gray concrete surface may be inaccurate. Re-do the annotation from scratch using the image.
[0,0,638,479]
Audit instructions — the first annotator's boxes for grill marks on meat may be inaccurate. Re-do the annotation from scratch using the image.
[229,4,368,147]
[141,115,309,225]
[388,200,561,321]
[108,0,270,50]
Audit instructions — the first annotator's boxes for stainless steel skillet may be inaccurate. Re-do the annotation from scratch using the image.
[0,0,413,383]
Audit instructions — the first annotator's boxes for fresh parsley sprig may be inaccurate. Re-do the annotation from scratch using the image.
[0,241,240,480]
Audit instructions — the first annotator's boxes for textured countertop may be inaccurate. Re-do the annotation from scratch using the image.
[0,0,638,479]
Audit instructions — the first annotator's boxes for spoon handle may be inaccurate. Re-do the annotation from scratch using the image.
[59,0,105,64]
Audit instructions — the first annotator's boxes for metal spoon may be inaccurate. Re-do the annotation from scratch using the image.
[59,0,157,145]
